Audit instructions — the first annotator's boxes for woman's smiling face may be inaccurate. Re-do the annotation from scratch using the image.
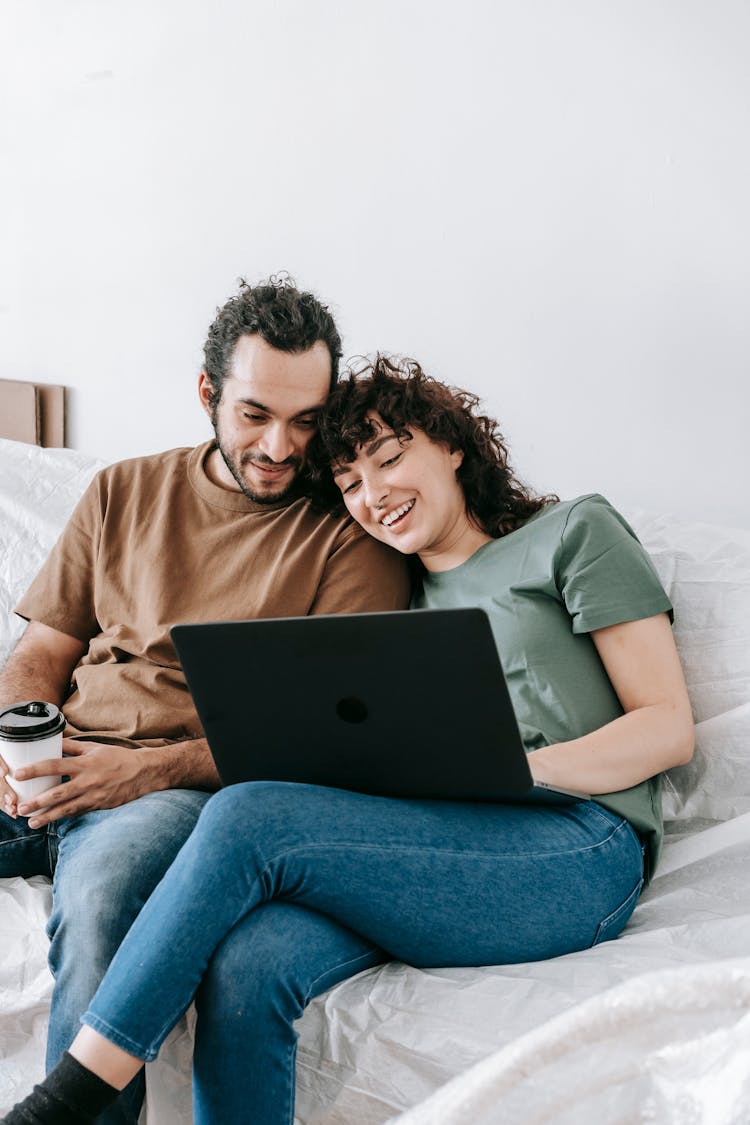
[332,415,490,571]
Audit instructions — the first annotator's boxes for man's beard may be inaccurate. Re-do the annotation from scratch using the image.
[214,436,302,505]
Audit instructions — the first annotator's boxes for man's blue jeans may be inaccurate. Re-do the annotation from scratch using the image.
[83,782,645,1125]
[0,788,211,1125]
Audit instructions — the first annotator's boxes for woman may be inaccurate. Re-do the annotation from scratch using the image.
[5,357,694,1125]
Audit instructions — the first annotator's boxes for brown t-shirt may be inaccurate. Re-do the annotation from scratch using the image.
[15,442,411,747]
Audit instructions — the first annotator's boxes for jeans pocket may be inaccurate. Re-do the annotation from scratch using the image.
[590,876,644,947]
[0,816,56,878]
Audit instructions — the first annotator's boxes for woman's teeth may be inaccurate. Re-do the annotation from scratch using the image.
[381,499,415,527]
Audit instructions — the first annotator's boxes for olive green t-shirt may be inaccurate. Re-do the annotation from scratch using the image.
[15,442,410,749]
[412,494,673,875]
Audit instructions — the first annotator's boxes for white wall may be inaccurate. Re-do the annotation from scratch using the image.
[2,0,748,527]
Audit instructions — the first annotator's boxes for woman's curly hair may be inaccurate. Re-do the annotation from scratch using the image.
[311,354,557,537]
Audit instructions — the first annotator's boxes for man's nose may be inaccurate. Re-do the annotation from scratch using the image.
[259,423,294,464]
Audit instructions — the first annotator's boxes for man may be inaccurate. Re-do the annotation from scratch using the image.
[0,276,410,1124]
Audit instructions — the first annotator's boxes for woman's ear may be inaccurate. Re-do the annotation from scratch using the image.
[450,448,464,471]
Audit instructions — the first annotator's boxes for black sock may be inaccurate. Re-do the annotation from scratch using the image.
[2,1051,120,1124]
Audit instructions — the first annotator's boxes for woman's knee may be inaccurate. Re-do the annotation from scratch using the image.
[195,782,320,856]
[197,902,380,1025]
[197,903,318,1028]
[200,781,300,821]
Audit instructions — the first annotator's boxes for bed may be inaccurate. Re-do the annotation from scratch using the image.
[1,434,749,1124]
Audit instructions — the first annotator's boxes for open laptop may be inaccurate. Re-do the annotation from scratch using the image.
[171,608,589,805]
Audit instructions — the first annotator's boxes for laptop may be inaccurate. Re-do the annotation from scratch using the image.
[171,607,590,805]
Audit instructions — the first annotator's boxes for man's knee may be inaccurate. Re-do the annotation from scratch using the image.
[48,789,212,970]
[48,861,147,978]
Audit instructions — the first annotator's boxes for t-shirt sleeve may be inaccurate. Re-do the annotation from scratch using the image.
[14,472,104,643]
[555,494,672,634]
[309,523,412,616]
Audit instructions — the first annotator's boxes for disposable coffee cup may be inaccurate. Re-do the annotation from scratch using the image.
[0,701,65,803]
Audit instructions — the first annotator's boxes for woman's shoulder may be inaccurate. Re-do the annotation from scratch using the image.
[521,495,647,572]
[523,493,625,537]
[549,492,615,517]
[562,493,640,538]
[532,493,634,537]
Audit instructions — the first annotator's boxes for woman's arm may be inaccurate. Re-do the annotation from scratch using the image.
[528,613,694,794]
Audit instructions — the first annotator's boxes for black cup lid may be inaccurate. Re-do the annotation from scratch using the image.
[0,701,66,741]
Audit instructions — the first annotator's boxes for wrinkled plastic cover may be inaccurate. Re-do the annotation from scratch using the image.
[0,439,105,671]
[388,955,750,1124]
[1,440,749,1123]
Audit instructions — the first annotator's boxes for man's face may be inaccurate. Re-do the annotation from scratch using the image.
[200,335,332,504]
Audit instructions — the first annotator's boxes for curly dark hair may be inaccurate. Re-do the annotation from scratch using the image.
[311,355,557,536]
[202,273,342,406]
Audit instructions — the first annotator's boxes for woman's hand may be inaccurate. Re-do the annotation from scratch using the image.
[528,613,694,794]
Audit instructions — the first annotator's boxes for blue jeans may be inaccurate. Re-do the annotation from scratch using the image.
[83,782,645,1125]
[0,788,211,1125]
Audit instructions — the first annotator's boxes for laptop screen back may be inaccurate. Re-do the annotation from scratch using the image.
[171,608,538,801]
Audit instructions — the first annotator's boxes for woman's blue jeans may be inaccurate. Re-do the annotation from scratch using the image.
[83,782,644,1125]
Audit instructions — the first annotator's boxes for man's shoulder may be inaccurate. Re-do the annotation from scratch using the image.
[284,495,365,541]
[93,444,207,498]
[100,444,199,479]
[280,498,405,567]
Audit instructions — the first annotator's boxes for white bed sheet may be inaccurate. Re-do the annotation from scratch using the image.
[1,438,749,1123]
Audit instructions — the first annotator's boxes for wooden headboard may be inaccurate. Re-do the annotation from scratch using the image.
[0,379,66,447]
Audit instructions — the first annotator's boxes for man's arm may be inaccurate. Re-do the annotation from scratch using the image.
[14,735,220,829]
[0,621,85,817]
[1,621,220,828]
[0,620,86,706]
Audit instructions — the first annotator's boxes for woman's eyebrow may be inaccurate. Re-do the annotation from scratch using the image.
[331,434,399,478]
[365,434,399,457]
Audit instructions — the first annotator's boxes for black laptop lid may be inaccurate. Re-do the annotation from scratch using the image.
[171,607,544,801]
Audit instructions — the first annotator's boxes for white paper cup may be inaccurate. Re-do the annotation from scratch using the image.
[0,702,65,804]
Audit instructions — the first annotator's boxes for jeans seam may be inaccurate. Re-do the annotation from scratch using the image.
[304,948,381,1003]
[260,822,632,868]
[82,1013,158,1062]
[284,949,381,1125]
[591,873,644,947]
[0,829,43,845]
[47,823,59,874]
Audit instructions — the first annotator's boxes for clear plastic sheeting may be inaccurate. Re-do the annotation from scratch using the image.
[386,958,750,1125]
[1,440,749,1124]
[290,821,750,1125]
[0,439,105,671]
[0,876,53,1108]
